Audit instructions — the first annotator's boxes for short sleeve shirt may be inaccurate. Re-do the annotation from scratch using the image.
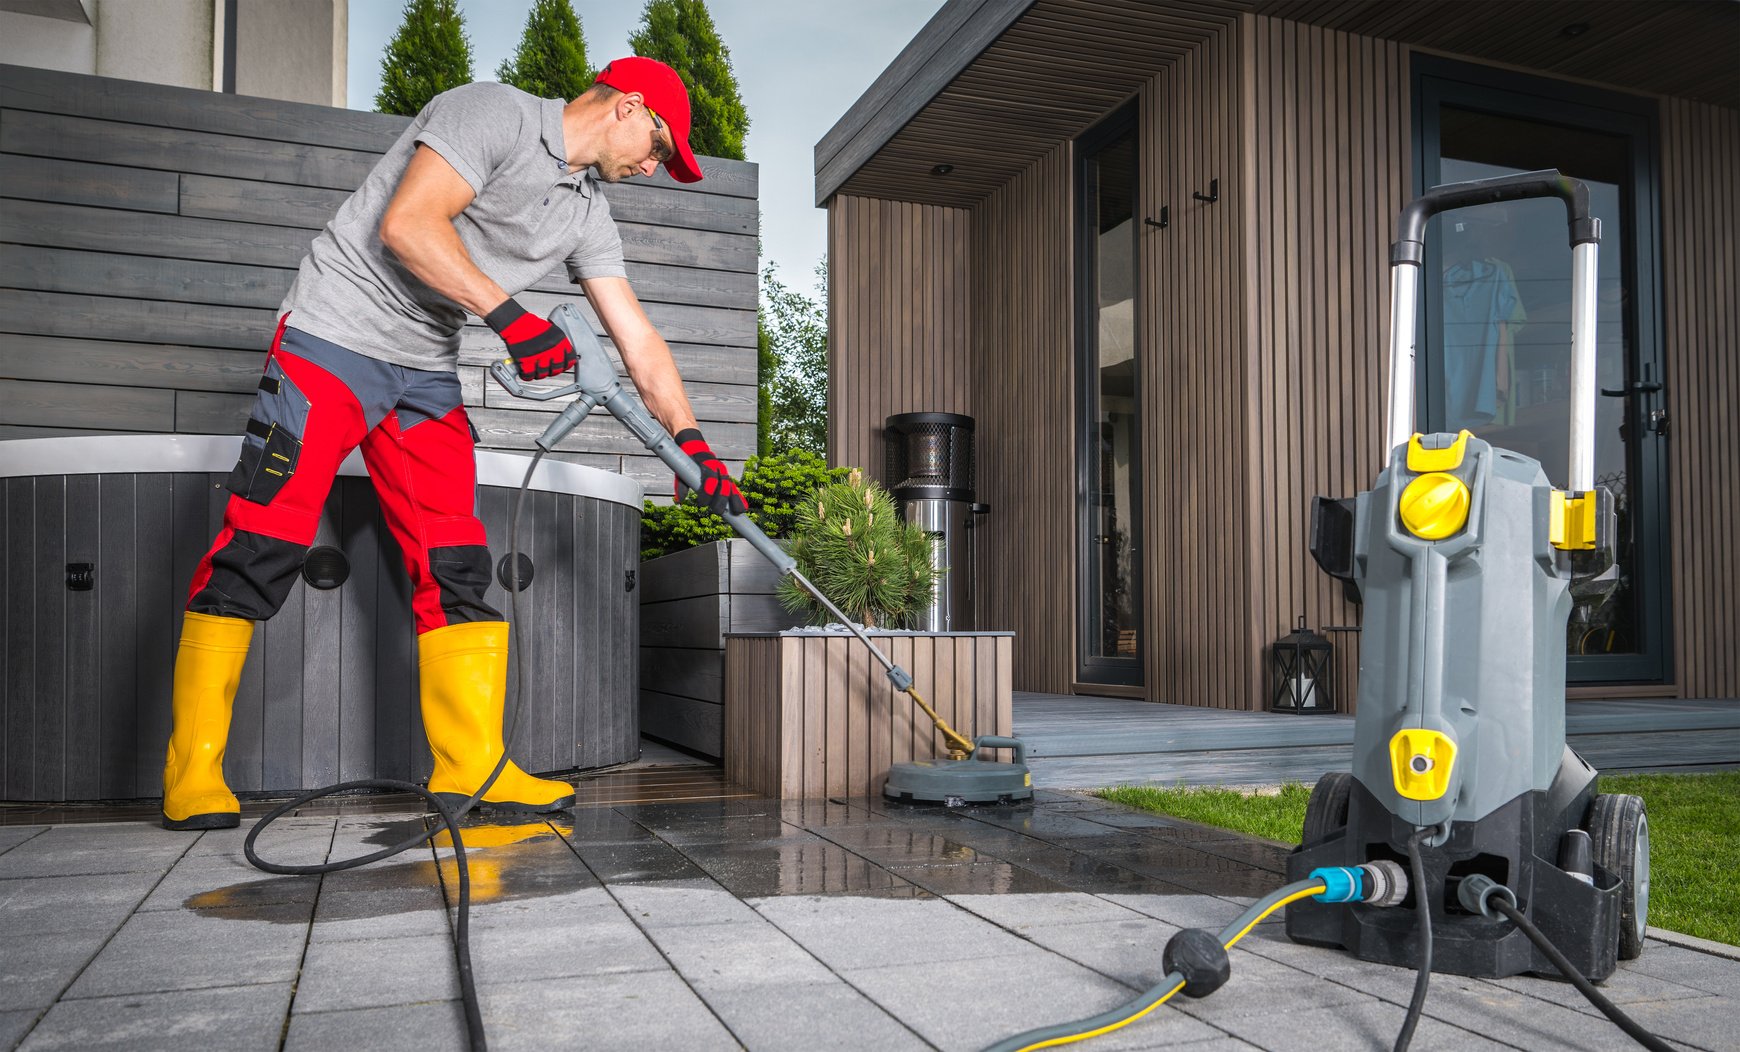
[280,82,626,371]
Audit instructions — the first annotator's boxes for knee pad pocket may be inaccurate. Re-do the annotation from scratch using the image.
[429,545,501,624]
[190,531,308,620]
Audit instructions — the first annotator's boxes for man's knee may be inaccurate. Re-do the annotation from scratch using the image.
[189,530,308,621]
[429,545,502,624]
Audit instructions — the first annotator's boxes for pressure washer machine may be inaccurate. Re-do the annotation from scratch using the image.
[1285,170,1650,982]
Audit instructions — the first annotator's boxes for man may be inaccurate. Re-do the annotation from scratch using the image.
[162,57,747,830]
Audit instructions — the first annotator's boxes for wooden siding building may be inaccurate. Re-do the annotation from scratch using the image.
[820,0,1738,710]
[0,63,759,496]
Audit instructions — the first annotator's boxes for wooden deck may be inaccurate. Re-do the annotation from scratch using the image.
[1014,693,1740,788]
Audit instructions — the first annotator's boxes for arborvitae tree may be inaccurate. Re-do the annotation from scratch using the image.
[496,0,593,100]
[627,0,749,160]
[376,0,474,116]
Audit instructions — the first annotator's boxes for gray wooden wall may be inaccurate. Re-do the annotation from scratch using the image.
[0,63,759,496]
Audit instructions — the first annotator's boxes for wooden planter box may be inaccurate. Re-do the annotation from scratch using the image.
[638,539,790,758]
[724,631,1014,799]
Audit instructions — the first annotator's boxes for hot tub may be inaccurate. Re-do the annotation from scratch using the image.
[0,435,643,803]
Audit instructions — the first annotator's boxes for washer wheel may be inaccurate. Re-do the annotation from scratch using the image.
[1302,771,1354,846]
[1585,793,1650,960]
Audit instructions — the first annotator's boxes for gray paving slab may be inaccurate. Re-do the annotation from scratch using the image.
[1625,940,1740,996]
[463,881,617,924]
[1598,995,1740,1052]
[465,902,670,980]
[0,829,46,857]
[292,932,462,1012]
[139,860,320,913]
[0,1011,34,1051]
[0,824,192,878]
[888,859,1077,896]
[475,970,740,1051]
[17,981,292,1051]
[63,903,310,999]
[309,873,451,942]
[283,1002,468,1052]
[0,873,158,936]
[1104,892,1277,929]
[0,929,111,1011]
[750,893,1036,971]
[607,876,764,927]
[181,818,335,866]
[692,979,931,1051]
[999,915,1184,987]
[841,949,1225,1052]
[947,890,1150,931]
[1208,999,1522,1052]
[642,917,838,987]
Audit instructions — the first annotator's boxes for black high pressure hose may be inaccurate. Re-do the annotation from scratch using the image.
[243,448,549,1052]
[1392,826,1436,1052]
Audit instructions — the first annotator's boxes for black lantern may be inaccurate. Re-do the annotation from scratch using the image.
[1270,616,1335,714]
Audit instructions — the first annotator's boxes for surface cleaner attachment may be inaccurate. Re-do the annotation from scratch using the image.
[1286,169,1647,982]
[491,305,1033,807]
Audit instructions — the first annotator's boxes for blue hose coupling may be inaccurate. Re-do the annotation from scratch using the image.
[1310,866,1365,903]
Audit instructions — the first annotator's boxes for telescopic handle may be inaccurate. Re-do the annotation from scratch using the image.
[1383,169,1601,490]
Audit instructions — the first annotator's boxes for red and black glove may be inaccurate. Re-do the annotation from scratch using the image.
[674,429,747,517]
[485,298,575,380]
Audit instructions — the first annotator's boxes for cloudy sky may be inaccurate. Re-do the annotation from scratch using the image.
[347,0,947,297]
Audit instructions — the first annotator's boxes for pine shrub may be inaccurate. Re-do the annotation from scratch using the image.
[775,469,938,629]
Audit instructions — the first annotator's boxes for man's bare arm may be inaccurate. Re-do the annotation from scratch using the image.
[378,145,510,317]
[581,274,700,436]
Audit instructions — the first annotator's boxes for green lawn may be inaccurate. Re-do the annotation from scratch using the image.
[1097,771,1739,946]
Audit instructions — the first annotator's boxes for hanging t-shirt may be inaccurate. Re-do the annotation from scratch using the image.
[1442,257,1527,427]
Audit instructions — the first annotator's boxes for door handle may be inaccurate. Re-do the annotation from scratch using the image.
[1600,379,1663,397]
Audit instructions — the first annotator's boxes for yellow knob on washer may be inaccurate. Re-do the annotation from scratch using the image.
[1398,472,1470,540]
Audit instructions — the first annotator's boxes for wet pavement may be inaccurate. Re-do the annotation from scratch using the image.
[2,767,1736,1051]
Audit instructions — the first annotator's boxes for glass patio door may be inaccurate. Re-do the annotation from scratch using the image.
[1074,106,1143,688]
[1415,59,1670,683]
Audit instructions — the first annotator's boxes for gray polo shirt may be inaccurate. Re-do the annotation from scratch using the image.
[280,82,627,371]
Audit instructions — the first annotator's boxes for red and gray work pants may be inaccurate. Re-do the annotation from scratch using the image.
[187,317,499,634]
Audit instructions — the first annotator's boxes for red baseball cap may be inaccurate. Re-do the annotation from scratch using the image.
[594,56,703,183]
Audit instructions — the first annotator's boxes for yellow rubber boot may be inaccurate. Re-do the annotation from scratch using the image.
[419,621,575,813]
[162,612,254,830]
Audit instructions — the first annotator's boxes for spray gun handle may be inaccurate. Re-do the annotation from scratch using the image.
[540,304,797,576]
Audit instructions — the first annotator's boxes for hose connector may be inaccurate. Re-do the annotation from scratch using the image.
[1456,873,1518,920]
[1308,861,1409,906]
[1310,866,1365,903]
[1359,860,1409,907]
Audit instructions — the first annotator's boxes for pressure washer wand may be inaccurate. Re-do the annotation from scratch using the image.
[491,304,977,759]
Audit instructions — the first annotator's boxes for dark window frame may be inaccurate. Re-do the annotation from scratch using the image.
[1072,99,1145,688]
[1411,54,1671,685]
